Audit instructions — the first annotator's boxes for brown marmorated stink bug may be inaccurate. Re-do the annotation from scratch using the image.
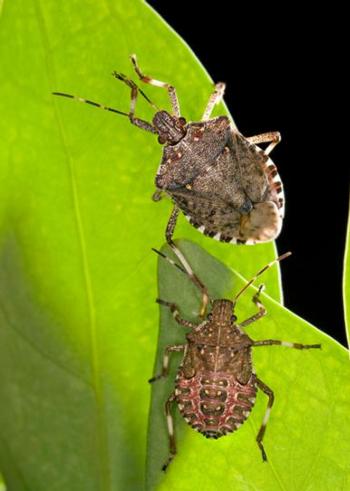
[53,55,285,248]
[150,245,321,471]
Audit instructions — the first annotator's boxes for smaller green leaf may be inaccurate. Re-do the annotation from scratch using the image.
[147,240,350,491]
[343,199,350,345]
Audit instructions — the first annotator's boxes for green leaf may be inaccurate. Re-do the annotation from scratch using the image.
[147,240,350,490]
[343,198,350,344]
[0,1,286,489]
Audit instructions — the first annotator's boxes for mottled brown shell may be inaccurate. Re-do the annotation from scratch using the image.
[155,117,284,244]
[155,116,231,189]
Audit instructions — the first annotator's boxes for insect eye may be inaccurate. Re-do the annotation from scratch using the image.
[231,315,237,322]
[207,313,213,320]
[178,116,186,126]
[158,135,166,144]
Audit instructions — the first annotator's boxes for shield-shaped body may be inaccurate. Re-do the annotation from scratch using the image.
[175,302,257,437]
[156,116,284,244]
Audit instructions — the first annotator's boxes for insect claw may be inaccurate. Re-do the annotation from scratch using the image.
[162,454,174,472]
[260,446,268,462]
[152,190,163,201]
[149,373,164,383]
[112,71,127,81]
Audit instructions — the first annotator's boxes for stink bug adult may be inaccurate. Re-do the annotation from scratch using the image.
[53,55,284,249]
[150,245,321,471]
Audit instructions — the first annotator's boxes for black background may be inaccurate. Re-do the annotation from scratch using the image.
[148,1,348,346]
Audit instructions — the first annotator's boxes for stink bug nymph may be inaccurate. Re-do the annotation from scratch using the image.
[53,55,285,249]
[151,245,321,471]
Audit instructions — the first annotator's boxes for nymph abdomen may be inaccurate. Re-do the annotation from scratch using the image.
[175,371,257,438]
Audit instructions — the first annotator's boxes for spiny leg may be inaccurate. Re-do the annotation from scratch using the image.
[246,131,281,155]
[165,205,180,244]
[161,209,210,318]
[202,82,226,121]
[253,339,321,349]
[163,391,177,471]
[112,71,158,110]
[238,284,267,328]
[149,344,185,383]
[254,342,320,462]
[130,54,181,117]
[156,299,198,329]
[256,378,274,461]
[111,72,157,134]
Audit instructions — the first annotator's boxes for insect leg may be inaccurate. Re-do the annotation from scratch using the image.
[164,209,210,317]
[111,72,157,134]
[163,391,177,471]
[246,131,281,155]
[130,54,181,117]
[255,377,274,461]
[238,284,267,328]
[165,205,180,245]
[156,299,197,329]
[149,344,186,383]
[201,82,226,121]
[253,339,321,349]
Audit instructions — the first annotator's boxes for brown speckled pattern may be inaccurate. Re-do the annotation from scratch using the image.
[176,371,257,437]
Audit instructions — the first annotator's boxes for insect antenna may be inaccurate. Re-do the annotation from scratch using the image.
[53,72,159,135]
[234,251,292,302]
[52,92,130,117]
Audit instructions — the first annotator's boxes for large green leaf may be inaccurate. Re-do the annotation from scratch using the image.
[147,240,350,490]
[343,199,350,345]
[0,0,282,490]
